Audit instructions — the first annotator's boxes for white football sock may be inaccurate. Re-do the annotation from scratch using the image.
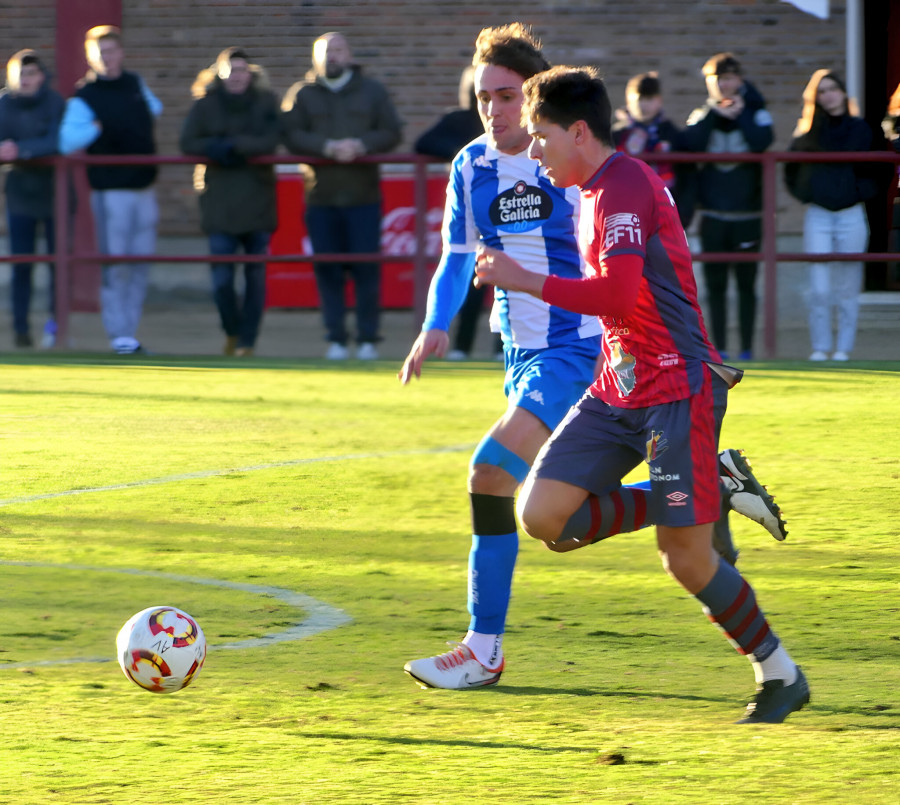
[752,644,797,685]
[462,631,503,669]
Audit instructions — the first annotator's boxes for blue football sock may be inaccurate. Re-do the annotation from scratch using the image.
[468,531,518,634]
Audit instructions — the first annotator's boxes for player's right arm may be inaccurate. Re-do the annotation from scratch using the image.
[398,250,475,384]
[400,146,480,385]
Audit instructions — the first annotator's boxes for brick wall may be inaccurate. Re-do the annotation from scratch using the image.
[2,0,850,234]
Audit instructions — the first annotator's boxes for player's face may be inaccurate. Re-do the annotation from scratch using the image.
[527,116,580,187]
[474,64,531,155]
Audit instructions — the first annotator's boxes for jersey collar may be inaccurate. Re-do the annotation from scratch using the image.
[581,151,624,192]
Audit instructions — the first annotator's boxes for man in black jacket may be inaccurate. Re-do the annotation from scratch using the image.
[681,53,773,361]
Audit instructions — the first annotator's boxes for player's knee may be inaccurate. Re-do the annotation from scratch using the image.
[469,462,518,496]
[516,494,560,545]
[657,528,718,593]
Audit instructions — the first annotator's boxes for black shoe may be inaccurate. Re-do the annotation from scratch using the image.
[735,666,810,724]
[720,449,788,541]
[14,332,33,348]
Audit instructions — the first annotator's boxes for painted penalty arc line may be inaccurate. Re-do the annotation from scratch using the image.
[0,562,354,670]
[0,443,474,507]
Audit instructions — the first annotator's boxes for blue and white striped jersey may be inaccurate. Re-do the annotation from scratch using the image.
[440,134,602,349]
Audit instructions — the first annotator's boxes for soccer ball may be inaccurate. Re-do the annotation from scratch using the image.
[116,606,207,693]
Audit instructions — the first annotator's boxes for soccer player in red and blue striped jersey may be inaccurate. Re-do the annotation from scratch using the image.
[475,65,808,723]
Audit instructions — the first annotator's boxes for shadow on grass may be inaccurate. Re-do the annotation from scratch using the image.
[287,729,663,760]
[490,684,731,704]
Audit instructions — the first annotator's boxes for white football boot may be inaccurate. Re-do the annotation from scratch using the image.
[719,449,788,541]
[404,642,504,689]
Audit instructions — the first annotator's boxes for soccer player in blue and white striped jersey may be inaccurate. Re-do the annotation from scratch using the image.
[400,23,603,690]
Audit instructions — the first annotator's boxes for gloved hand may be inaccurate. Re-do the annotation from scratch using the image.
[205,137,245,167]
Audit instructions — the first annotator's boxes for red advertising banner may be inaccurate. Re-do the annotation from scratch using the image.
[266,173,448,309]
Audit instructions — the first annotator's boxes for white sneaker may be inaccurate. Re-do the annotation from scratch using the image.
[831,351,849,362]
[356,343,378,360]
[325,342,349,360]
[446,349,467,361]
[719,449,788,541]
[112,336,143,355]
[40,320,57,349]
[404,642,504,689]
[809,351,828,362]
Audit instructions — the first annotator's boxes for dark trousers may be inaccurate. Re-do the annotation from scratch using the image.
[209,231,270,349]
[8,211,55,336]
[305,203,381,345]
[700,215,761,355]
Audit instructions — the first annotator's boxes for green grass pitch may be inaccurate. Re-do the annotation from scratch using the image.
[1,354,898,804]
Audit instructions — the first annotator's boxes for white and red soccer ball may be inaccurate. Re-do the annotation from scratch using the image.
[116,606,206,693]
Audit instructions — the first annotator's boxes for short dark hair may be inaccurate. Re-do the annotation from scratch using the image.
[522,66,613,146]
[703,52,741,77]
[472,22,550,81]
[626,71,661,98]
[19,53,41,70]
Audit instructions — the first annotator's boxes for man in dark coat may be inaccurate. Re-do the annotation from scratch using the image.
[282,32,402,360]
[0,49,64,347]
[180,48,280,356]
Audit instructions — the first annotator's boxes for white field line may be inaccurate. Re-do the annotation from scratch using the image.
[0,562,354,670]
[0,444,473,507]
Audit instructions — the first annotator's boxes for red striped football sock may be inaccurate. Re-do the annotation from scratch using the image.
[555,486,651,546]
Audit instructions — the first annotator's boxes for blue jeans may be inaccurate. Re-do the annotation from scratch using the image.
[209,231,270,348]
[803,203,868,354]
[7,211,55,336]
[305,203,381,345]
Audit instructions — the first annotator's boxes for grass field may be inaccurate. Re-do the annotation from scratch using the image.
[1,355,898,805]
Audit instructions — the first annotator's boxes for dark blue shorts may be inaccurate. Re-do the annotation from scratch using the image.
[531,368,722,527]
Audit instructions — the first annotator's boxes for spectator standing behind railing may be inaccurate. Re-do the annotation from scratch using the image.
[281,31,403,361]
[784,70,876,362]
[612,71,696,229]
[0,49,64,349]
[414,65,501,362]
[58,25,161,356]
[681,53,774,362]
[883,82,900,283]
[180,48,280,358]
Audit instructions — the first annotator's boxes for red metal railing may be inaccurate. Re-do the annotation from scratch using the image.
[5,150,893,355]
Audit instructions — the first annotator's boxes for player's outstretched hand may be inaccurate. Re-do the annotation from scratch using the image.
[398,329,450,385]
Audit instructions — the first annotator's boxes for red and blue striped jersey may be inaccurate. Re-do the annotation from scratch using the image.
[579,152,720,407]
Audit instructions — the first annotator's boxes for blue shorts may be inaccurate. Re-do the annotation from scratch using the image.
[504,337,601,431]
[532,367,722,527]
